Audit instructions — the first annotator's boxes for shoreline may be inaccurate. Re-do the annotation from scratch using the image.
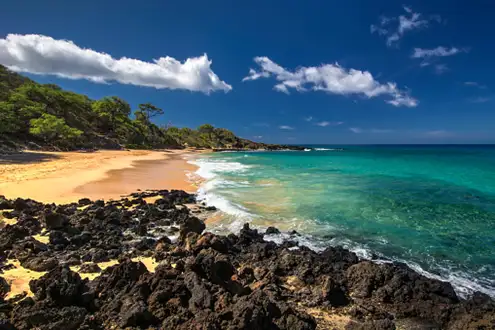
[0,190,493,329]
[0,149,203,204]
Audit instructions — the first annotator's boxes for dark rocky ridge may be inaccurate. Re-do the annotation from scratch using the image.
[0,191,493,329]
[212,145,307,152]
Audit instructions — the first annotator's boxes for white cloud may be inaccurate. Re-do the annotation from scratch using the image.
[370,25,388,36]
[253,135,263,139]
[371,5,439,47]
[242,68,270,81]
[316,121,344,127]
[243,57,417,107]
[386,33,401,47]
[434,64,449,75]
[349,127,363,133]
[398,11,428,34]
[304,116,313,122]
[464,81,486,89]
[412,46,466,58]
[274,83,290,94]
[279,125,294,130]
[0,34,231,93]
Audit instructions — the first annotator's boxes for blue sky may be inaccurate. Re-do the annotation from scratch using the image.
[1,0,494,144]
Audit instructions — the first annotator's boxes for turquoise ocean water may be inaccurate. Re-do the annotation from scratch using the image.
[190,145,495,298]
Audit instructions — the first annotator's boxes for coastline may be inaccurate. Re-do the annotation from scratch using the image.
[0,190,493,329]
[0,149,203,204]
[0,149,494,328]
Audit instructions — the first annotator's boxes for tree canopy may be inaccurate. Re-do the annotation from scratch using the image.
[0,64,277,152]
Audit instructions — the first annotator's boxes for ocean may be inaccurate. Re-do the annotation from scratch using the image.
[189,145,495,298]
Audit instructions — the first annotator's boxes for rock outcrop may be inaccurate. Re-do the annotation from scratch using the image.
[0,191,493,329]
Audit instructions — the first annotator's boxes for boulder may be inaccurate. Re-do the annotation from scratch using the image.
[11,305,87,330]
[43,211,68,229]
[179,216,205,238]
[49,231,70,246]
[0,225,30,250]
[78,263,101,274]
[0,276,10,298]
[265,226,281,235]
[21,256,59,272]
[77,198,92,206]
[29,266,89,307]
[0,196,13,210]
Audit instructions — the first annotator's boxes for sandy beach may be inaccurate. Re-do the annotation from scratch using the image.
[0,149,203,204]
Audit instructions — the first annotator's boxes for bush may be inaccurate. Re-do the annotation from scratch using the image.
[29,114,83,142]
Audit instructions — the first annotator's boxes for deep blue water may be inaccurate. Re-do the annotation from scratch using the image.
[192,145,495,297]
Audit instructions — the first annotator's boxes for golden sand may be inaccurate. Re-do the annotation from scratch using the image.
[142,196,163,204]
[32,234,49,244]
[2,260,46,299]
[0,149,201,299]
[0,210,17,229]
[67,257,158,281]
[0,149,203,204]
[70,260,120,281]
[131,256,159,272]
[302,306,352,330]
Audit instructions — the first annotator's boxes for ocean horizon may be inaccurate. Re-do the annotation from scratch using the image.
[190,144,495,299]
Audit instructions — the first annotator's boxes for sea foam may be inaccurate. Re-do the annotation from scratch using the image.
[189,154,495,299]
[190,157,253,222]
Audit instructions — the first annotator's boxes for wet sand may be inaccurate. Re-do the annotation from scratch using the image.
[74,152,201,201]
[0,149,204,204]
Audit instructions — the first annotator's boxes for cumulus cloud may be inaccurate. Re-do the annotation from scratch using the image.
[371,5,439,47]
[316,121,344,127]
[304,116,313,122]
[0,34,231,93]
[412,46,466,59]
[243,57,417,107]
[279,125,294,130]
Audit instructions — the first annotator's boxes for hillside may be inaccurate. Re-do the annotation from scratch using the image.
[0,65,300,153]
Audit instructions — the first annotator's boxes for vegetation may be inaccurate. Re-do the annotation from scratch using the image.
[0,64,283,152]
[29,114,83,144]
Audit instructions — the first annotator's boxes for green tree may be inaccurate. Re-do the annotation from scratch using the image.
[134,110,148,123]
[29,114,82,142]
[92,96,131,132]
[198,124,215,134]
[137,103,164,122]
[0,102,20,134]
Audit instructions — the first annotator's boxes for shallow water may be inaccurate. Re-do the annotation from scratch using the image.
[191,145,495,298]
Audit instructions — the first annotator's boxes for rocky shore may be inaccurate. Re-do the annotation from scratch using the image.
[0,191,493,329]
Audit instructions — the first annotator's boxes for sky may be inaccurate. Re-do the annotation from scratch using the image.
[1,0,494,144]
